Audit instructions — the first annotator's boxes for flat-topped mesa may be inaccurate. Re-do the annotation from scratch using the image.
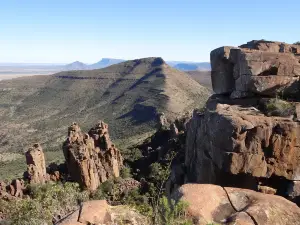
[25,143,47,184]
[63,121,123,191]
[211,40,300,98]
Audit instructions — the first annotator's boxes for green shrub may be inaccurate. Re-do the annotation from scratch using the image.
[120,166,132,179]
[293,41,300,45]
[100,179,115,194]
[123,147,143,163]
[263,98,295,117]
[2,182,88,225]
[154,196,192,225]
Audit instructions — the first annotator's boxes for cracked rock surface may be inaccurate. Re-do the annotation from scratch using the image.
[173,184,300,225]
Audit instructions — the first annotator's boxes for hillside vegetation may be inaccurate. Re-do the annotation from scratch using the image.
[0,57,209,154]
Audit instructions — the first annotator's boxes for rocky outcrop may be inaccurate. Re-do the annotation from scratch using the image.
[185,40,300,203]
[25,143,47,184]
[185,97,300,180]
[0,179,25,200]
[211,40,300,98]
[173,184,300,225]
[239,40,300,53]
[185,96,300,197]
[56,200,149,225]
[63,121,123,191]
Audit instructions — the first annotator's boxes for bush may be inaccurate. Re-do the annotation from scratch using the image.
[123,148,143,163]
[2,182,89,225]
[293,41,300,45]
[263,98,295,117]
[153,196,192,225]
[120,166,132,179]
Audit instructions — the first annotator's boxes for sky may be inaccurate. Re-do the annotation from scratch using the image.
[0,0,299,64]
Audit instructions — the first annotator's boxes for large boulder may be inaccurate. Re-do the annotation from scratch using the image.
[173,184,300,225]
[211,41,300,98]
[25,143,47,184]
[56,200,149,225]
[185,96,300,197]
[63,121,123,191]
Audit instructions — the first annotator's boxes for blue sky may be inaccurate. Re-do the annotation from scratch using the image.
[0,0,299,63]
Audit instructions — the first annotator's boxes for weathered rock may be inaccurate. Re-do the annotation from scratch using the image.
[49,171,61,182]
[173,184,300,225]
[56,200,149,225]
[25,143,47,184]
[10,179,24,198]
[114,178,140,196]
[0,179,25,200]
[257,185,277,195]
[210,46,236,94]
[185,97,300,195]
[63,121,123,191]
[239,40,300,54]
[211,41,300,98]
[78,200,111,224]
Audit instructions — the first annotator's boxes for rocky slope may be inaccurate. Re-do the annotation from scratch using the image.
[0,57,209,154]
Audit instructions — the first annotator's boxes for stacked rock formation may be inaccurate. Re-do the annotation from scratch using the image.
[211,40,300,98]
[63,121,123,191]
[184,40,300,203]
[25,143,47,184]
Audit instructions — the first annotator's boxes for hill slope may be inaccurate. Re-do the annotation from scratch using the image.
[187,70,212,90]
[0,57,210,153]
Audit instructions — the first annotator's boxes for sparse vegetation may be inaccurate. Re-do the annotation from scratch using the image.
[262,98,295,117]
[0,182,89,225]
[120,166,132,179]
[155,196,192,225]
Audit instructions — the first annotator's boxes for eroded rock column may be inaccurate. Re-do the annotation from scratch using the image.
[25,143,47,184]
[63,121,123,191]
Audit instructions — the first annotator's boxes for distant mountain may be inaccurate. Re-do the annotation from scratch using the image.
[88,58,125,69]
[171,62,211,71]
[0,57,210,154]
[62,61,87,71]
[62,59,211,71]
